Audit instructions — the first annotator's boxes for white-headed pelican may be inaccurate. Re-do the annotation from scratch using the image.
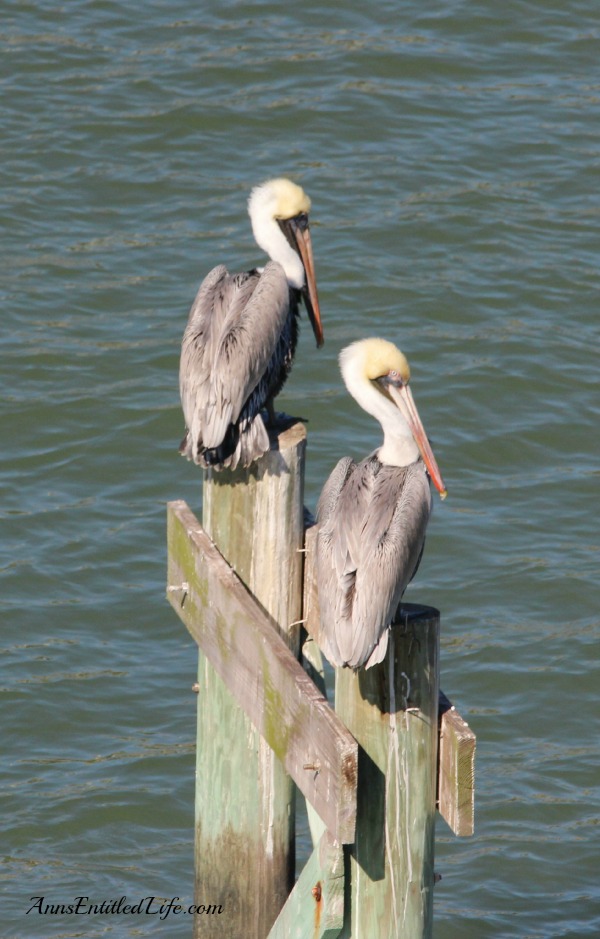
[179,177,323,470]
[316,338,447,669]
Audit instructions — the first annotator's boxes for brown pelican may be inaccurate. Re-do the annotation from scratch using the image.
[179,177,323,470]
[316,338,447,669]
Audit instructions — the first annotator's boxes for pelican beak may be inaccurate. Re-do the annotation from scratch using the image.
[290,219,324,348]
[388,383,447,499]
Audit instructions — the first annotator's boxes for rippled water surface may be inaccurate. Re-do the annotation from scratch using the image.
[2,2,599,936]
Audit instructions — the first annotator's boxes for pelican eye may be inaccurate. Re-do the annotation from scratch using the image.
[387,369,405,387]
[294,212,309,231]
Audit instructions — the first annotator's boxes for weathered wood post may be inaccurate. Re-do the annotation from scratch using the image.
[194,421,306,938]
[169,435,474,939]
[335,605,440,939]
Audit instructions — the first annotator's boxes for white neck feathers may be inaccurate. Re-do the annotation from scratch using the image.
[340,352,420,467]
[248,187,305,289]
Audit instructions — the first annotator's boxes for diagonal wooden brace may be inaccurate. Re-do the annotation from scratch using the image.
[167,499,358,845]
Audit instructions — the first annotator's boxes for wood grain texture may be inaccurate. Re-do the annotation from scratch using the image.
[302,523,321,644]
[438,691,476,837]
[183,422,308,938]
[167,500,358,844]
[335,605,440,939]
[267,831,345,939]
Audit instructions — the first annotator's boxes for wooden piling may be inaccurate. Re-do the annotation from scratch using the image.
[195,421,306,939]
[168,429,475,939]
[334,605,440,939]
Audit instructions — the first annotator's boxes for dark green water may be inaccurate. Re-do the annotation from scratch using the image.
[2,2,599,936]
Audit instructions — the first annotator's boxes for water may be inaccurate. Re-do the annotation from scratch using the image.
[2,1,599,936]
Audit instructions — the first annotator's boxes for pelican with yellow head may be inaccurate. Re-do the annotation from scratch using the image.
[180,177,323,470]
[316,338,446,669]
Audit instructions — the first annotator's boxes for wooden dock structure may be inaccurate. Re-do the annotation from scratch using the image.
[167,421,475,938]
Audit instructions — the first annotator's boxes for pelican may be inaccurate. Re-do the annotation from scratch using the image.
[179,177,323,470]
[316,338,447,669]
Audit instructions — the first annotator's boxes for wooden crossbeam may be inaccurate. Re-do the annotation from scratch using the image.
[438,691,476,836]
[267,832,344,939]
[167,499,358,844]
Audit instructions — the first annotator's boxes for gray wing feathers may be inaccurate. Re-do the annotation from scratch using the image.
[316,459,432,669]
[204,263,289,447]
[316,456,356,582]
[316,457,357,667]
[179,261,290,464]
[354,464,431,636]
[180,265,231,461]
[317,457,377,665]
[226,411,269,471]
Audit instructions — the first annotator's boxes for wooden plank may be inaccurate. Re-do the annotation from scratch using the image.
[335,605,440,939]
[438,691,476,837]
[167,499,358,844]
[302,523,321,644]
[267,832,345,939]
[301,633,329,848]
